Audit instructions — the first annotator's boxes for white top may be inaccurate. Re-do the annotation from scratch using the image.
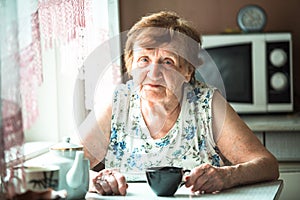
[105,80,223,180]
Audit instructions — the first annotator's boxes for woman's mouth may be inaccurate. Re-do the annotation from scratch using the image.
[143,84,163,90]
[146,84,160,87]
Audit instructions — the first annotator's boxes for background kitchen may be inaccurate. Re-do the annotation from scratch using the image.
[118,2,300,199]
[1,0,300,199]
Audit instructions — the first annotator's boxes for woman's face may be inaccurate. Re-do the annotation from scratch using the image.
[131,46,192,103]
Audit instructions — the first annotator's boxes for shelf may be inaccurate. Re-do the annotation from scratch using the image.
[241,114,300,132]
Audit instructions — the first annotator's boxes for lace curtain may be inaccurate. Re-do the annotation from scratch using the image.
[0,0,92,198]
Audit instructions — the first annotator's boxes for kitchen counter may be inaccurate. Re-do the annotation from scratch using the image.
[241,113,300,132]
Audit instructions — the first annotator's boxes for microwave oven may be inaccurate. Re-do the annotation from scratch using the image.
[201,33,293,114]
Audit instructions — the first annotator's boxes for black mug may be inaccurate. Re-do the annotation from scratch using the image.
[145,166,191,196]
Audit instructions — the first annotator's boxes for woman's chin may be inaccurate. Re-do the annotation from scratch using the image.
[141,91,166,102]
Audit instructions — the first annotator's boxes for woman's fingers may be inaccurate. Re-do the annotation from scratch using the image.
[105,173,121,195]
[185,164,224,194]
[93,177,106,194]
[93,169,127,196]
[185,163,209,188]
[97,176,113,194]
[112,170,128,195]
[192,172,209,192]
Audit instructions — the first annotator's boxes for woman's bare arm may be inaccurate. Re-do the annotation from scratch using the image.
[214,91,279,188]
[185,91,279,193]
[78,103,112,169]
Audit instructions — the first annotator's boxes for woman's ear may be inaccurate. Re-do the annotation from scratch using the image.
[184,65,194,82]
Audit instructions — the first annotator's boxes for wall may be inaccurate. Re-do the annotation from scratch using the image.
[119,0,300,112]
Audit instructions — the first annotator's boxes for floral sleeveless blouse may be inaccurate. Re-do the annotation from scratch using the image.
[105,80,223,180]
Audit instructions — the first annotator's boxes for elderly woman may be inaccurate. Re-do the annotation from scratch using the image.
[85,11,279,196]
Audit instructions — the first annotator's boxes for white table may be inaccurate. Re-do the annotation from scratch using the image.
[85,180,283,200]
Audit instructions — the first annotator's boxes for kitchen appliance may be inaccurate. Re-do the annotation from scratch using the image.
[202,33,293,114]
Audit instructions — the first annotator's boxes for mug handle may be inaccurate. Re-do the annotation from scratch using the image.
[179,169,191,188]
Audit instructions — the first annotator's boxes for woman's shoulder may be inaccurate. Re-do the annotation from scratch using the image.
[186,80,215,97]
[113,80,135,96]
[192,80,215,90]
[115,79,134,90]
[111,80,137,116]
[183,80,216,109]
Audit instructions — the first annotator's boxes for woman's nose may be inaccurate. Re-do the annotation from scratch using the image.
[147,63,163,80]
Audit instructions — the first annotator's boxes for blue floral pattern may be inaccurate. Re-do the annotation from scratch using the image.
[105,80,222,176]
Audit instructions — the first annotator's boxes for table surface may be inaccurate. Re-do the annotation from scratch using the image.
[85,179,283,200]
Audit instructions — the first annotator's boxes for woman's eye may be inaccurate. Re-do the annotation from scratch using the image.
[137,57,149,67]
[163,59,175,67]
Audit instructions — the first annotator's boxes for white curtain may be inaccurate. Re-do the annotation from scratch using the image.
[0,0,116,197]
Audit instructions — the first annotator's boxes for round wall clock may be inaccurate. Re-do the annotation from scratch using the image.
[237,5,267,33]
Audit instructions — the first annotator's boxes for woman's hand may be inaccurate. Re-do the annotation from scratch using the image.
[91,169,128,196]
[185,163,231,194]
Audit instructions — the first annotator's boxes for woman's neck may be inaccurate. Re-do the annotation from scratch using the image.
[141,99,181,139]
